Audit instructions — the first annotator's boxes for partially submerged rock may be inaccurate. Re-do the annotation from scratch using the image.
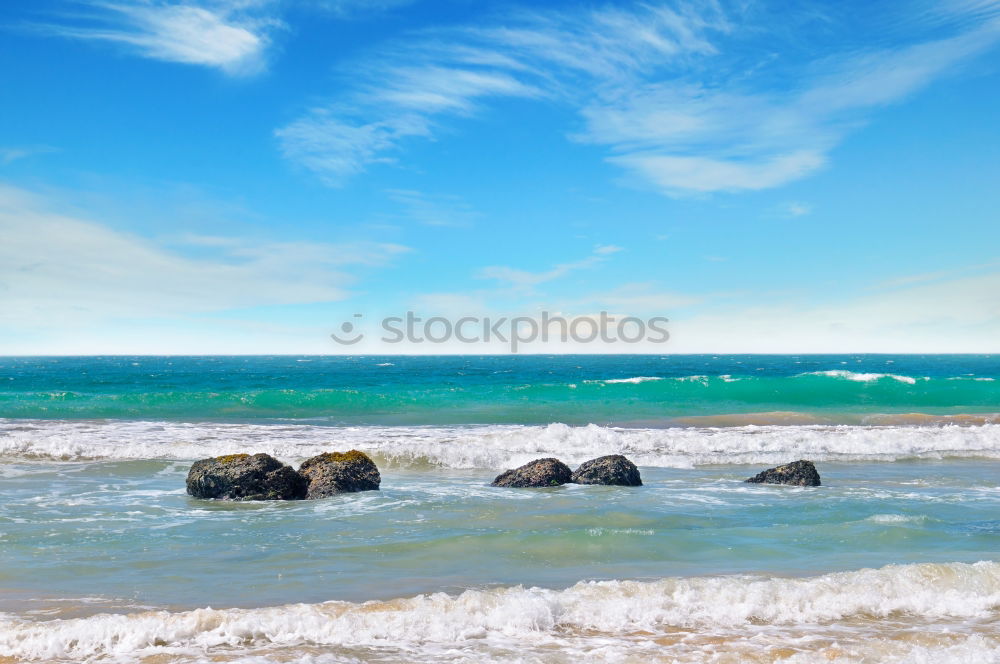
[299,450,381,498]
[745,460,821,487]
[491,458,573,488]
[571,455,642,486]
[186,453,308,500]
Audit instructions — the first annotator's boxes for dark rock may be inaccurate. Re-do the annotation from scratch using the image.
[186,453,307,500]
[745,460,821,486]
[491,458,573,488]
[299,450,381,498]
[571,455,642,486]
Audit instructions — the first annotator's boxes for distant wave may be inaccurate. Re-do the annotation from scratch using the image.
[799,369,924,384]
[2,561,998,662]
[3,419,1000,468]
[863,513,929,525]
[585,376,666,384]
[589,371,933,386]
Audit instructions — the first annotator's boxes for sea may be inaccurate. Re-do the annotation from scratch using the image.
[0,354,998,663]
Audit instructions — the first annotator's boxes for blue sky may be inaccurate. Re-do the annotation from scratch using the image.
[1,0,998,353]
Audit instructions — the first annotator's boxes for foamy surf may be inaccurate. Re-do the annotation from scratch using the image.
[584,376,666,384]
[800,370,924,385]
[1,561,998,663]
[3,419,1000,468]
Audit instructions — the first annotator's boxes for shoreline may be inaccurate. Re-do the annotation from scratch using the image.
[2,560,999,663]
[3,550,999,614]
[4,410,1000,427]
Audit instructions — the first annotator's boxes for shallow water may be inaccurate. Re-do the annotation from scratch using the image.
[2,450,999,662]
[1,356,999,662]
[1,455,998,608]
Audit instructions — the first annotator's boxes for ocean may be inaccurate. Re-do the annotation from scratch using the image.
[1,355,998,663]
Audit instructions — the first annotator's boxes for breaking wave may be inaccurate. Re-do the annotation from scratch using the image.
[1,561,998,662]
[2,419,1000,468]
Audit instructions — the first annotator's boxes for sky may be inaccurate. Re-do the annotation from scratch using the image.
[1,0,999,354]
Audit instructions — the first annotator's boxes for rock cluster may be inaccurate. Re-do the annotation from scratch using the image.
[186,450,823,499]
[744,459,821,486]
[491,454,642,488]
[186,450,381,501]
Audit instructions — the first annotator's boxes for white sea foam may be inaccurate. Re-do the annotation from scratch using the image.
[1,561,997,662]
[584,376,665,384]
[107,637,1000,664]
[801,370,922,384]
[3,419,1000,469]
[864,513,928,525]
[587,527,654,536]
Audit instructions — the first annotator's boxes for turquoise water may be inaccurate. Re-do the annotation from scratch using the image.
[1,355,997,423]
[1,355,999,663]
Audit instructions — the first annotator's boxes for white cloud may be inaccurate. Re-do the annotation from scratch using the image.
[386,189,479,227]
[399,246,628,319]
[276,2,729,185]
[276,70,540,182]
[37,1,280,75]
[580,16,1000,193]
[476,246,621,293]
[277,1,1000,193]
[0,184,409,328]
[0,146,57,165]
[277,113,430,182]
[402,267,1000,353]
[577,282,701,313]
[610,151,826,194]
[669,269,1000,352]
[303,0,417,17]
[874,260,999,289]
[371,66,540,113]
[784,202,812,217]
[409,292,489,315]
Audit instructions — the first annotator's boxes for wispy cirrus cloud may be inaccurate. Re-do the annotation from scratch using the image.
[595,16,1000,193]
[0,145,57,165]
[409,265,1000,353]
[386,189,479,227]
[576,282,701,313]
[277,2,726,185]
[276,67,541,183]
[782,202,812,218]
[0,183,409,327]
[670,267,1000,352]
[35,1,281,75]
[303,0,418,17]
[277,0,1000,194]
[477,245,622,294]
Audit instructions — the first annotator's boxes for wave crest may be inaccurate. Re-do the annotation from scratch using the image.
[1,561,998,661]
[800,370,923,384]
[3,420,1000,468]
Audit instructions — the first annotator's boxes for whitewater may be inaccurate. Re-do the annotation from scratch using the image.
[2,355,998,663]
